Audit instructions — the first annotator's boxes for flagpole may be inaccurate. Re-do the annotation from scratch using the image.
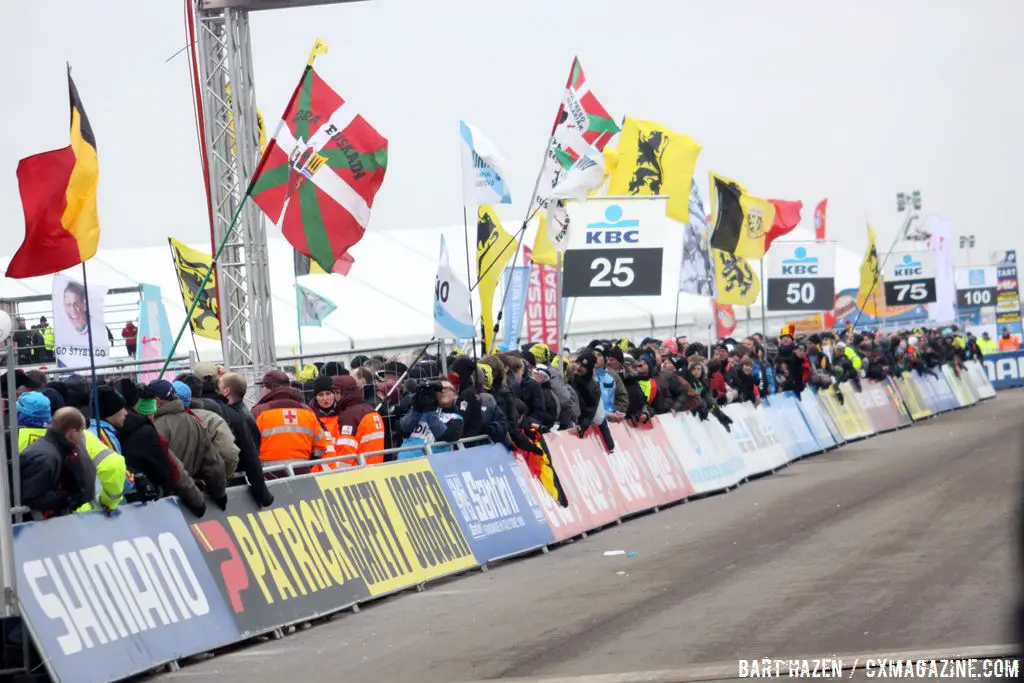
[759,259,767,339]
[461,207,479,359]
[556,250,565,352]
[294,281,306,368]
[673,291,682,337]
[851,212,915,332]
[80,262,101,431]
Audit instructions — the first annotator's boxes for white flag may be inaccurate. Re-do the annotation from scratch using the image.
[434,236,476,339]
[679,180,715,296]
[548,147,605,202]
[460,120,512,206]
[296,283,337,327]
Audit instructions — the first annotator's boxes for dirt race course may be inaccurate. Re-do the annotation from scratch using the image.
[160,390,1022,683]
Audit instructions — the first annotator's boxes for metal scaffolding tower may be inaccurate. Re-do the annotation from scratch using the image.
[194,3,276,380]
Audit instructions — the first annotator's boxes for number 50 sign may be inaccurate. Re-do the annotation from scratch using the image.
[562,197,666,298]
[883,251,937,306]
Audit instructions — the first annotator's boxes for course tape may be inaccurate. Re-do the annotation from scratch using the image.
[12,362,997,683]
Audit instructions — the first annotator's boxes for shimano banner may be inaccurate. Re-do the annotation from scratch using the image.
[14,500,238,683]
[428,444,554,563]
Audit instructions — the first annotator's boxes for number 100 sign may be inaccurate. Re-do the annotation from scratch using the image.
[883,251,938,306]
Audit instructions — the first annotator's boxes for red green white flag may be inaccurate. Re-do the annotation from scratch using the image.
[249,66,388,272]
[530,57,619,216]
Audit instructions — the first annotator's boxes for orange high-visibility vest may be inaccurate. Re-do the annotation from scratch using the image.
[999,336,1020,351]
[312,413,344,472]
[337,411,387,465]
[256,404,329,463]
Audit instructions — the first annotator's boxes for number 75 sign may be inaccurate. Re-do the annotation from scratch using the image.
[883,251,937,305]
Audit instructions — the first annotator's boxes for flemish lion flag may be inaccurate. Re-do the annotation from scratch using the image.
[249,61,388,273]
[168,238,220,340]
[708,172,775,260]
[7,69,100,279]
[477,206,517,352]
[608,117,702,223]
[858,222,881,305]
[713,248,760,306]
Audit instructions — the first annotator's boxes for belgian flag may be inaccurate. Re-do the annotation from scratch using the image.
[7,68,100,279]
[708,172,775,261]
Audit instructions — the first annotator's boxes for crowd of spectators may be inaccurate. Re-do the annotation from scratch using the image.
[0,323,991,522]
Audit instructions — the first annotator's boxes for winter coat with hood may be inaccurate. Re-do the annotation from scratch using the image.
[775,345,807,393]
[529,368,561,430]
[152,399,227,501]
[569,353,600,430]
[204,392,273,507]
[725,365,760,404]
[449,356,484,439]
[116,411,207,517]
[335,375,386,464]
[655,370,704,413]
[19,429,97,517]
[514,373,547,429]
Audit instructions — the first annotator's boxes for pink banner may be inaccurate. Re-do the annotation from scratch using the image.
[522,247,559,352]
[606,421,696,509]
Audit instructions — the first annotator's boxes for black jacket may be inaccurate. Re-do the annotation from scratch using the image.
[117,412,207,517]
[515,376,547,428]
[19,431,96,516]
[570,374,599,430]
[207,393,273,507]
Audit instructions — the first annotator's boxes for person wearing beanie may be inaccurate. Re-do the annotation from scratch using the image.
[150,378,227,509]
[39,387,65,413]
[334,375,387,465]
[173,380,240,482]
[592,346,628,418]
[449,355,484,439]
[569,350,615,450]
[308,375,342,470]
[90,385,127,456]
[17,392,52,431]
[174,373,226,419]
[251,369,330,471]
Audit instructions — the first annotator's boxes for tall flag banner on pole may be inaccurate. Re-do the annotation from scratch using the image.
[530,215,559,267]
[7,68,100,279]
[713,249,760,306]
[248,48,388,274]
[296,283,337,327]
[460,120,512,206]
[522,246,560,351]
[138,283,174,384]
[608,117,702,223]
[679,180,715,296]
[764,199,803,252]
[713,301,737,339]
[708,172,776,260]
[477,206,517,352]
[168,238,221,340]
[434,236,476,340]
[500,265,531,350]
[814,199,828,241]
[52,273,108,370]
[531,57,619,219]
[858,223,880,306]
[294,249,354,277]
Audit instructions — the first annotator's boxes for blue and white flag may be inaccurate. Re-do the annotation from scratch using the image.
[499,266,531,350]
[434,236,476,340]
[296,283,337,327]
[460,120,512,206]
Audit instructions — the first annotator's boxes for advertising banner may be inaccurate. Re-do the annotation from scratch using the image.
[15,500,239,683]
[721,403,789,475]
[893,373,933,420]
[761,393,819,460]
[880,378,914,428]
[765,241,836,312]
[522,246,559,352]
[996,255,1023,342]
[514,453,589,542]
[849,381,902,433]
[543,429,629,532]
[428,444,554,563]
[941,365,977,407]
[658,413,747,494]
[138,283,174,384]
[982,350,1024,390]
[837,384,877,436]
[499,266,531,350]
[794,392,841,451]
[605,420,695,509]
[52,273,109,369]
[964,359,997,398]
[817,388,872,440]
[915,372,958,413]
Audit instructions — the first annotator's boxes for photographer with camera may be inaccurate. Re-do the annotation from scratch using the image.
[397,378,464,460]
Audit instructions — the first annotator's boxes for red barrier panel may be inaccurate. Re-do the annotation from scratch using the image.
[545,429,630,532]
[608,420,696,508]
[515,456,590,542]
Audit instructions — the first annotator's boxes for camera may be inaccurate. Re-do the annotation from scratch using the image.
[412,380,443,412]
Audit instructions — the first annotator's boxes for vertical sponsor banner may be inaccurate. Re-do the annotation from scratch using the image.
[995,251,1023,343]
[982,350,1024,389]
[522,247,560,351]
[893,372,933,420]
[964,359,997,398]
[138,283,174,384]
[52,273,109,369]
[849,380,902,432]
[658,413,747,494]
[606,420,695,508]
[427,444,554,563]
[15,499,239,683]
[499,266,531,351]
[542,430,628,532]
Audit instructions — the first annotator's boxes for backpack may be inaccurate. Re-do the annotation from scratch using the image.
[548,373,580,427]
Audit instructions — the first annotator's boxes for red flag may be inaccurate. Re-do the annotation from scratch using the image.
[764,199,803,251]
[814,199,827,241]
[713,302,737,339]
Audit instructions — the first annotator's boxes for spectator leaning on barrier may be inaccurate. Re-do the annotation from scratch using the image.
[308,375,342,469]
[173,381,240,481]
[149,379,227,509]
[19,406,98,519]
[334,374,387,465]
[207,372,273,507]
[529,365,561,432]
[398,378,463,459]
[251,370,330,468]
[449,356,484,439]
[473,362,510,446]
[60,379,127,513]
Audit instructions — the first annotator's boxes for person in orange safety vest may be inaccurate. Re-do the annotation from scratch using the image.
[998,327,1021,352]
[309,375,344,471]
[334,375,386,465]
[251,370,329,465]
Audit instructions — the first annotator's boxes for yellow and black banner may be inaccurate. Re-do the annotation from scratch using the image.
[169,237,220,340]
[188,459,478,633]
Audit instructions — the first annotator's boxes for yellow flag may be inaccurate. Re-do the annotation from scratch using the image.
[708,172,775,260]
[608,117,702,223]
[858,222,881,304]
[168,238,220,340]
[477,206,517,352]
[307,38,329,66]
[713,248,760,306]
[225,83,267,156]
[531,214,558,267]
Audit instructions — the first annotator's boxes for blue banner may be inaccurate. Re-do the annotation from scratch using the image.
[500,266,531,351]
[793,391,839,451]
[915,372,959,413]
[13,500,239,683]
[763,393,820,460]
[428,444,554,563]
[983,349,1024,389]
[137,283,174,383]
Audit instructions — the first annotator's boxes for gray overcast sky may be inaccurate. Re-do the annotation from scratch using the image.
[1,0,1021,266]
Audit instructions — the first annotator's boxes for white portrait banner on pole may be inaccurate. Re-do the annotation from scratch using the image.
[52,274,109,369]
